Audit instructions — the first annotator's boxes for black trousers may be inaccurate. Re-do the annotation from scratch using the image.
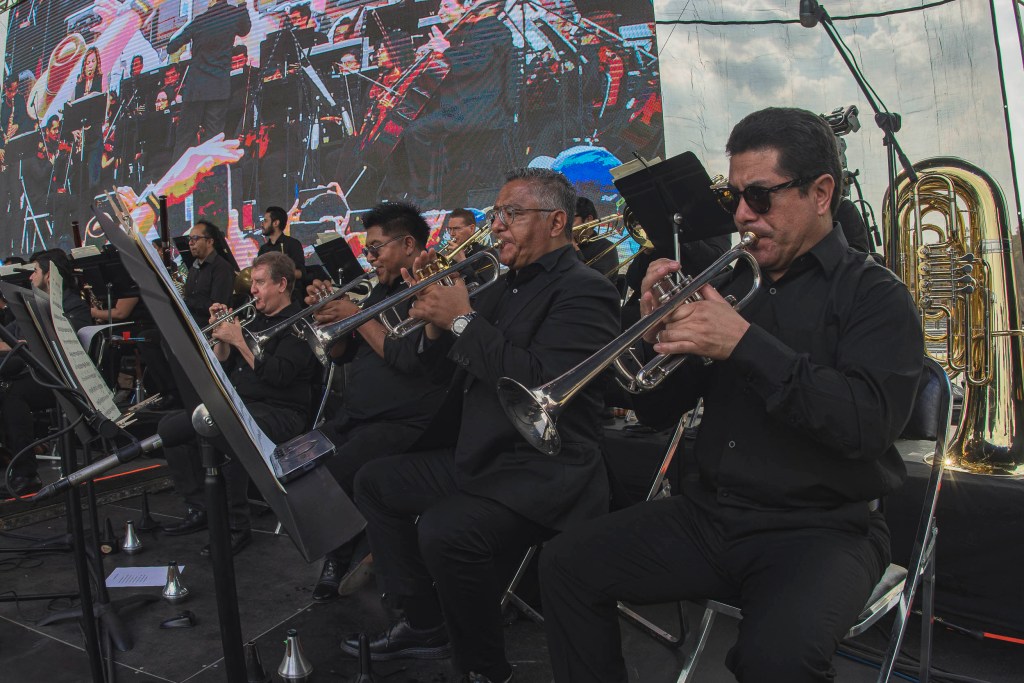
[540,494,890,683]
[1,375,54,478]
[160,401,305,530]
[174,98,229,160]
[320,416,424,565]
[354,449,551,678]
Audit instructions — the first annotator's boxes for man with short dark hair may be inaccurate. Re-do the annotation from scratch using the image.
[258,205,305,298]
[344,168,621,683]
[182,220,234,324]
[444,208,477,262]
[301,201,448,601]
[539,107,925,682]
[160,250,317,555]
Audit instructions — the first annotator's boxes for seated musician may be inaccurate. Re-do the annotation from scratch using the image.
[1,250,91,496]
[539,107,925,683]
[343,168,620,683]
[572,196,619,279]
[182,221,234,325]
[159,252,318,555]
[301,201,448,600]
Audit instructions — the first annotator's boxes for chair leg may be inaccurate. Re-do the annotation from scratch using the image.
[617,600,686,648]
[919,525,937,683]
[676,606,716,683]
[501,546,544,624]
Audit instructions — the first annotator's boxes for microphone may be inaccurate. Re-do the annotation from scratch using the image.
[35,412,195,501]
[799,0,821,28]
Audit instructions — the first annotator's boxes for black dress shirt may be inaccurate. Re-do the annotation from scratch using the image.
[335,278,447,427]
[578,238,619,279]
[633,226,924,536]
[222,302,317,415]
[416,244,622,530]
[258,233,306,302]
[183,251,234,324]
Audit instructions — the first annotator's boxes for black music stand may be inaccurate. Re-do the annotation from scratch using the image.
[312,235,364,285]
[94,196,364,681]
[6,129,52,252]
[613,151,735,259]
[64,93,107,226]
[0,285,157,678]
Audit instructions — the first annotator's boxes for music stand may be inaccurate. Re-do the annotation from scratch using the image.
[613,152,735,259]
[6,129,52,252]
[173,236,195,269]
[313,235,364,285]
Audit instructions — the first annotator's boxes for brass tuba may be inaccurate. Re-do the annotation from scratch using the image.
[884,157,1024,475]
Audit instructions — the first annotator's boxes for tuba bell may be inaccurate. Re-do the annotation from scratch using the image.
[883,157,1024,475]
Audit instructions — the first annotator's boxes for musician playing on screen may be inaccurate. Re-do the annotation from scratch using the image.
[396,0,516,205]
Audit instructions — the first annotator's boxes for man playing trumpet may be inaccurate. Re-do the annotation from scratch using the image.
[302,202,448,600]
[345,168,621,683]
[160,251,318,555]
[539,107,924,682]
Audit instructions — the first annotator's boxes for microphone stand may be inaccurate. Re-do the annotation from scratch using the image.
[0,323,157,679]
[802,1,917,271]
[191,404,246,682]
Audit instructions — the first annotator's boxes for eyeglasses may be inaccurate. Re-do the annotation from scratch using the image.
[362,234,408,258]
[187,235,211,243]
[713,177,815,215]
[485,206,557,226]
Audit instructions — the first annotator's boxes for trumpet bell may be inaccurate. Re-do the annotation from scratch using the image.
[496,377,562,456]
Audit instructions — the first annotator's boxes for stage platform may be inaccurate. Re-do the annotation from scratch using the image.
[1,436,1022,682]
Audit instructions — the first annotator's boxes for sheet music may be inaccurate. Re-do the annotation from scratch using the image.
[48,269,121,422]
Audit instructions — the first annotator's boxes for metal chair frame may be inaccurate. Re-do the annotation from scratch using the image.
[675,358,950,682]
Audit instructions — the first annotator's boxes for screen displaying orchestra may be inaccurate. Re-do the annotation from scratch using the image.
[0,2,1020,683]
[0,0,662,265]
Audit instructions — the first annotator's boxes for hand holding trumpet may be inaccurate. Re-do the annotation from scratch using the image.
[208,303,245,348]
[639,259,749,361]
[304,278,363,324]
[402,250,473,339]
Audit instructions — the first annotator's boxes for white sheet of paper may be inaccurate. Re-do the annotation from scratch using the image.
[105,565,185,588]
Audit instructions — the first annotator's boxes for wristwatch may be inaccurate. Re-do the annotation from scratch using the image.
[450,312,479,337]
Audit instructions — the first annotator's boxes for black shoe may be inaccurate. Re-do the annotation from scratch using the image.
[162,508,208,536]
[200,529,252,557]
[340,618,450,661]
[5,474,42,497]
[312,558,341,602]
[463,672,513,683]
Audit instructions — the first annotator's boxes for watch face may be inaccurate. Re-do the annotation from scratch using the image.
[452,317,468,334]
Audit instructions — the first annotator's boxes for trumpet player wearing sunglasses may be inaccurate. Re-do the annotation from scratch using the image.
[301,202,449,601]
[539,108,924,683]
[342,168,621,683]
[159,251,319,556]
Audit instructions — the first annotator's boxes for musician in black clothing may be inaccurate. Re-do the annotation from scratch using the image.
[258,205,305,301]
[401,0,516,205]
[160,251,318,555]
[1,250,91,496]
[301,202,448,600]
[573,197,619,279]
[540,108,924,683]
[167,0,251,159]
[182,221,234,325]
[0,75,32,215]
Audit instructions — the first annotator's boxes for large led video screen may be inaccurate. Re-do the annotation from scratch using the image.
[1,0,663,265]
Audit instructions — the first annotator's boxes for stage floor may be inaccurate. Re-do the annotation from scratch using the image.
[2,476,1022,682]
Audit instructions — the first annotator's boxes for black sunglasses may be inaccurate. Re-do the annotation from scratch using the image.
[713,177,815,215]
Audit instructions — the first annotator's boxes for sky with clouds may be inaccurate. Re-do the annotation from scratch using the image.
[652,0,1024,243]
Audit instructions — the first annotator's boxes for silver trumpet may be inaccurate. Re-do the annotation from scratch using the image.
[203,298,258,347]
[245,271,375,363]
[296,243,503,364]
[497,232,761,456]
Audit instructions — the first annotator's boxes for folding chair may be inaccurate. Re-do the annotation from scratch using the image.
[675,358,951,682]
